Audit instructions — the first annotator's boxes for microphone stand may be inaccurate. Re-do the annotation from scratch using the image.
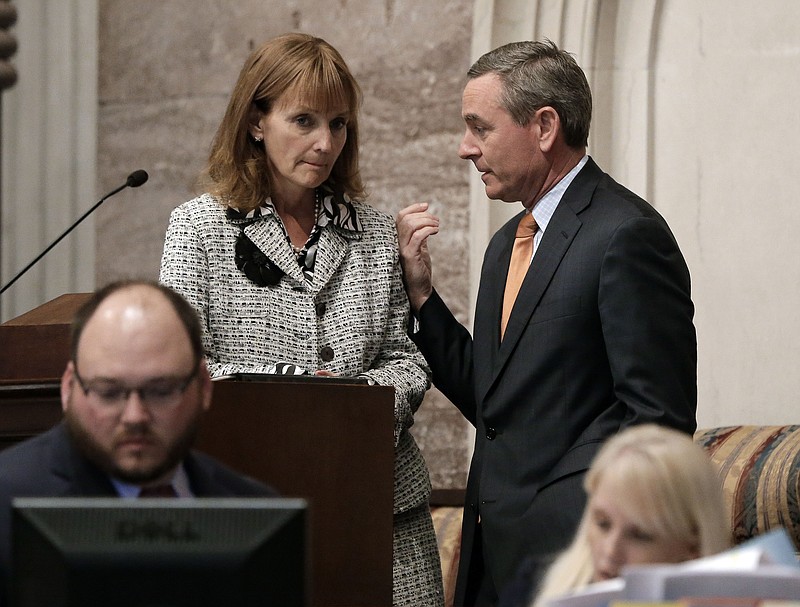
[0,96,5,302]
[0,171,148,296]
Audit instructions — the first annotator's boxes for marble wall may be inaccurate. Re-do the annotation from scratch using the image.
[7,0,800,490]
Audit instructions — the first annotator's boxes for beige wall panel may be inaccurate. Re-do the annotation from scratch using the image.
[652,0,800,427]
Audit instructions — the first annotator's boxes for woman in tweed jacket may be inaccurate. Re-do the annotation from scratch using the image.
[159,33,443,606]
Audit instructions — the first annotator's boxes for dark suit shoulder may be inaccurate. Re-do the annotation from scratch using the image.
[0,424,118,503]
[185,450,278,497]
[594,174,664,219]
[489,157,662,248]
[0,426,64,497]
[552,157,651,219]
[0,425,78,600]
[575,162,672,231]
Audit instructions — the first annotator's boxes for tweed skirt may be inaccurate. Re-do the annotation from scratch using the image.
[393,502,444,606]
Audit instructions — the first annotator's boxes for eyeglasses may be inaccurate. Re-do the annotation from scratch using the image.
[72,362,199,411]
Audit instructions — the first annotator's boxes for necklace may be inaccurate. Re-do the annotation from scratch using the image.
[291,188,321,257]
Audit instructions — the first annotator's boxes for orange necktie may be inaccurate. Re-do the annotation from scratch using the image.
[501,212,537,339]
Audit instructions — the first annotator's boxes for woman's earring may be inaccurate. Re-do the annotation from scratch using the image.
[253,135,263,142]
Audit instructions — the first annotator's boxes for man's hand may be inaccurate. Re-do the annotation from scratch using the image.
[396,202,439,313]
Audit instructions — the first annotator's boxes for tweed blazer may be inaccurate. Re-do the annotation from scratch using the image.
[159,193,432,513]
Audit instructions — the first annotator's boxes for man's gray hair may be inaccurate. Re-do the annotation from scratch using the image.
[468,39,592,148]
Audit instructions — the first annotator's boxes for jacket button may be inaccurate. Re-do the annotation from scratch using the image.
[486,427,497,440]
[315,302,327,317]
[320,346,334,362]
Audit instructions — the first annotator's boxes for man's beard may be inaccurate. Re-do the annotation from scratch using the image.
[65,409,201,485]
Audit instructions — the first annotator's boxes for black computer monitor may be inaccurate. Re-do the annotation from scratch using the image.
[10,497,308,607]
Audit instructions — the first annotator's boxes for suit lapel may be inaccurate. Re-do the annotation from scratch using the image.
[244,218,306,283]
[50,423,119,496]
[479,159,603,401]
[244,219,352,292]
[308,227,351,294]
[183,452,215,496]
[494,209,582,361]
[475,217,517,344]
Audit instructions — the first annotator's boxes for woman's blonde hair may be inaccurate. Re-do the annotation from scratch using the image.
[203,33,365,211]
[533,424,730,606]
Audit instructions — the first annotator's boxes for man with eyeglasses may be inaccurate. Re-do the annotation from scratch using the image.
[0,280,275,597]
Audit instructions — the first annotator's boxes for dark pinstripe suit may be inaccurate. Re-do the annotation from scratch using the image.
[413,157,697,606]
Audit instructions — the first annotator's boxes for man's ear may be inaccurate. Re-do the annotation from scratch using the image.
[61,361,75,413]
[533,106,561,153]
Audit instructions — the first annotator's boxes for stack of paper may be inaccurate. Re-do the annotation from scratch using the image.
[547,529,800,607]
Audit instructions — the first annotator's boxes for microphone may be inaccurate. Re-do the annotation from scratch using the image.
[125,169,148,188]
[0,170,150,296]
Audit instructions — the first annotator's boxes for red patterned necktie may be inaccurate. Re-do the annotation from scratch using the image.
[501,212,538,340]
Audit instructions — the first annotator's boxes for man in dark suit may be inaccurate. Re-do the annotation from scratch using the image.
[0,280,275,601]
[397,40,696,606]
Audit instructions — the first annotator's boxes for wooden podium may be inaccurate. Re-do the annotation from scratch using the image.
[0,295,395,606]
[197,378,395,607]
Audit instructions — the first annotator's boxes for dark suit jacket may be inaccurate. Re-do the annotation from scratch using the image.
[0,422,276,603]
[412,158,697,606]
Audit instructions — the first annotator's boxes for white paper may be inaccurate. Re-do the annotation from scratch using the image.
[544,529,800,606]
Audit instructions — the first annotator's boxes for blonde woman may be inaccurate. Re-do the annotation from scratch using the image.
[529,424,730,607]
